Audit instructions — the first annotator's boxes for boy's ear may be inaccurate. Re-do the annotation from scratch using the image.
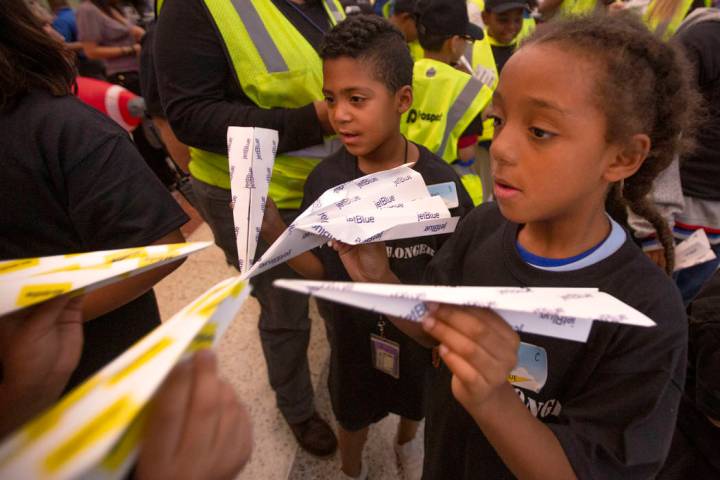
[396,85,413,114]
[604,133,651,182]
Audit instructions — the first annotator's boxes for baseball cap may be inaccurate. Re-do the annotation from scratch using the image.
[416,0,485,41]
[484,0,530,13]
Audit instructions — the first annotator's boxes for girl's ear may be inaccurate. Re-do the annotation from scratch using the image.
[604,133,651,182]
[397,85,413,114]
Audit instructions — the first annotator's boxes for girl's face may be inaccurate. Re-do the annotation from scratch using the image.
[488,44,621,226]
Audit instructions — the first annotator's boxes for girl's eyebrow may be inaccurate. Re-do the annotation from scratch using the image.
[526,97,568,115]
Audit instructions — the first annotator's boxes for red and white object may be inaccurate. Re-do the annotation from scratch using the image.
[75,76,142,131]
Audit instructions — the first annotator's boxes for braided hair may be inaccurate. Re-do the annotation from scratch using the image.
[523,13,699,274]
[319,14,413,93]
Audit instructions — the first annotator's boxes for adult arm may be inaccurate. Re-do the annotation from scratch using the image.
[76,5,141,60]
[154,0,329,155]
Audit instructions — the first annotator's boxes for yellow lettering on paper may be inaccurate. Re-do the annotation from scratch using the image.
[44,396,139,474]
[100,408,148,471]
[104,248,147,265]
[0,258,39,275]
[187,322,217,352]
[108,337,173,385]
[16,283,73,307]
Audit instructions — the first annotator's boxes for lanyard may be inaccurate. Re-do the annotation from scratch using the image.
[283,0,330,35]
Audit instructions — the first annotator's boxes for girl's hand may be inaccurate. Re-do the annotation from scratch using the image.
[331,240,395,284]
[422,304,519,415]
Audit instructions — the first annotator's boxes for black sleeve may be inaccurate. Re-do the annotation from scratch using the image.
[65,133,188,250]
[154,0,325,155]
[547,293,688,479]
[139,22,164,118]
[423,207,479,286]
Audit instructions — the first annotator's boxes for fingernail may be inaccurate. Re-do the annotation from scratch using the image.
[422,316,435,330]
[426,302,439,313]
[439,344,448,356]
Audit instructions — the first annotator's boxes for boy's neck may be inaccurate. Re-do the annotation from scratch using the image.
[517,206,611,259]
[357,134,417,175]
[424,50,455,66]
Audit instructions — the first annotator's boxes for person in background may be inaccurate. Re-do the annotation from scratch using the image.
[76,0,175,187]
[154,0,344,457]
[0,0,188,389]
[402,0,491,206]
[0,296,253,480]
[388,0,424,61]
[47,0,107,79]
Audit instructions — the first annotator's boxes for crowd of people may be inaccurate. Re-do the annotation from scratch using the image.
[1,0,719,479]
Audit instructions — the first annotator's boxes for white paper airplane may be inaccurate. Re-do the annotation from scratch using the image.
[239,163,460,279]
[273,280,656,343]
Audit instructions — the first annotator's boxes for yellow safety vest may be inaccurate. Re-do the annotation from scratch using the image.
[158,0,344,209]
[408,40,424,62]
[643,0,694,41]
[464,38,498,144]
[466,0,536,43]
[401,59,492,205]
[558,0,597,17]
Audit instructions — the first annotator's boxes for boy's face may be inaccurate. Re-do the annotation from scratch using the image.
[482,8,524,44]
[322,57,412,158]
[487,44,630,226]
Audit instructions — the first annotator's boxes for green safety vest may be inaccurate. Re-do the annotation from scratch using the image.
[558,0,597,17]
[401,58,492,205]
[464,38,498,144]
[158,0,344,210]
[643,0,694,41]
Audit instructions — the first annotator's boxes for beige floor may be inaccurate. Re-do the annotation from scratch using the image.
[154,223,419,479]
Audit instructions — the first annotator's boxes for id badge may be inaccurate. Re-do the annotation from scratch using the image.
[370,333,400,379]
[507,342,548,393]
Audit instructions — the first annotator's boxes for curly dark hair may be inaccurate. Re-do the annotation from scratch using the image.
[0,0,76,111]
[523,13,700,274]
[319,14,413,93]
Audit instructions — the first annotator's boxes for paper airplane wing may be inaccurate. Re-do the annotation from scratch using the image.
[273,280,655,343]
[0,242,211,317]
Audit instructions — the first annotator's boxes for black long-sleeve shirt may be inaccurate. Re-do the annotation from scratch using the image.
[154,0,330,156]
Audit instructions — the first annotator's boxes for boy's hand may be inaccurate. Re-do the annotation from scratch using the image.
[331,240,397,284]
[0,296,84,438]
[136,350,253,480]
[422,304,519,416]
[260,197,286,244]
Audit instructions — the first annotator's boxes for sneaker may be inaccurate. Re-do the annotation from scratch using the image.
[288,412,338,457]
[338,461,368,480]
[394,435,424,480]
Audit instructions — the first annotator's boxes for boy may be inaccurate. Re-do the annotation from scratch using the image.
[260,14,473,480]
[401,0,492,205]
[482,0,531,72]
[388,0,424,61]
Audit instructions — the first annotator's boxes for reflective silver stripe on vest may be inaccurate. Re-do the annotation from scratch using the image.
[323,0,344,23]
[230,0,288,73]
[438,77,485,159]
[464,42,474,66]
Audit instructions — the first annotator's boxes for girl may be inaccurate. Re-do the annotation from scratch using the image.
[334,13,695,479]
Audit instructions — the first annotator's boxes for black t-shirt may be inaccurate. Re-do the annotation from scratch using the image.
[154,0,329,155]
[300,144,474,429]
[676,20,720,200]
[0,90,189,387]
[422,203,688,480]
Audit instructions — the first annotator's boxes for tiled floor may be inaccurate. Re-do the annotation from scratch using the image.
[153,223,421,479]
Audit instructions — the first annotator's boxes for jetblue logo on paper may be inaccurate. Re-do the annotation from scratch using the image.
[242,138,251,160]
[394,175,412,187]
[375,196,395,208]
[347,215,375,224]
[423,223,447,233]
[417,212,440,221]
[356,177,378,188]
